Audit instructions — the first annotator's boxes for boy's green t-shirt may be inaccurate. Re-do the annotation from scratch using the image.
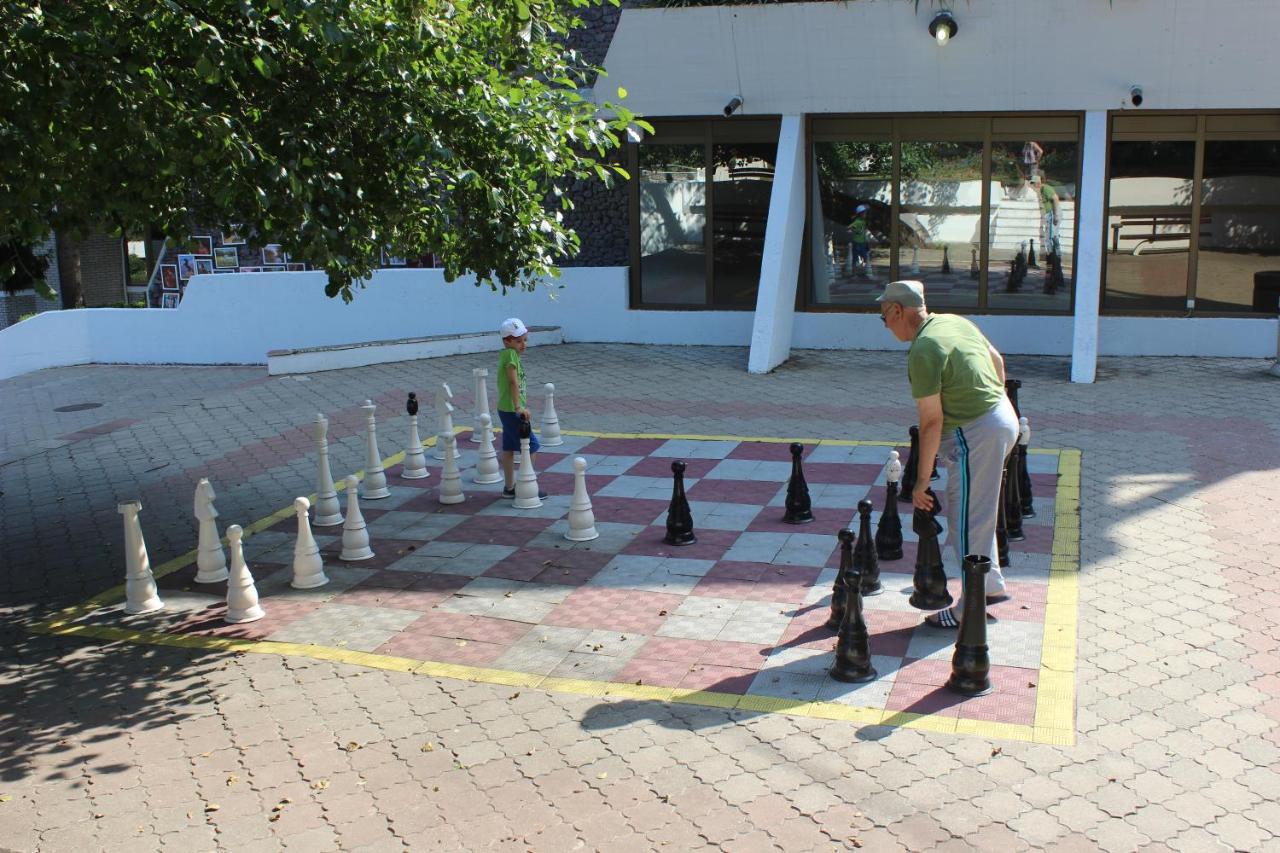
[497,347,526,411]
[906,314,1005,433]
[850,217,869,244]
[1039,183,1057,214]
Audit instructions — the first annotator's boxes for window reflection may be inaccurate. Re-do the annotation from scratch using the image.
[897,141,983,309]
[810,142,893,305]
[639,143,706,305]
[712,142,777,307]
[1197,140,1280,313]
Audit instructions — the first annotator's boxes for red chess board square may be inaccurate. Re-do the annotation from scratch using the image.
[989,582,1048,622]
[678,663,757,695]
[318,538,424,571]
[613,656,693,688]
[381,462,437,487]
[825,538,918,569]
[578,438,668,456]
[890,660,1038,725]
[590,496,670,525]
[727,441,813,461]
[625,456,719,479]
[543,588,683,634]
[632,636,716,663]
[484,548,612,585]
[395,491,504,516]
[694,563,822,604]
[436,514,556,547]
[866,611,920,657]
[804,462,884,485]
[170,598,322,640]
[621,527,738,561]
[537,471,615,497]
[686,478,781,505]
[884,680,964,717]
[1013,524,1053,553]
[376,631,506,666]
[338,571,473,611]
[776,605,837,651]
[712,641,775,670]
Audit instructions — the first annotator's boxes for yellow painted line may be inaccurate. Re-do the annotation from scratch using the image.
[671,689,740,709]
[601,683,677,702]
[735,694,816,715]
[884,710,959,735]
[538,676,608,698]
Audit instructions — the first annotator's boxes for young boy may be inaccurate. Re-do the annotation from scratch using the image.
[850,204,871,276]
[496,318,546,498]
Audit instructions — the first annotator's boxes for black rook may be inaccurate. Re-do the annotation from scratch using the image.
[663,460,697,546]
[783,443,815,524]
[909,500,952,611]
[829,553,877,683]
[946,554,993,696]
[899,425,921,502]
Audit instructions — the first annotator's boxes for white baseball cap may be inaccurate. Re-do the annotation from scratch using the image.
[855,204,869,214]
[499,317,528,338]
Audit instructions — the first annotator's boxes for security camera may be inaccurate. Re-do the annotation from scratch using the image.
[1129,85,1144,108]
[723,96,743,117]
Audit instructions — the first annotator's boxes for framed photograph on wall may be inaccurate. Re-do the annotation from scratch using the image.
[161,292,180,309]
[286,262,307,272]
[213,246,239,269]
[195,258,214,276]
[240,266,264,273]
[159,264,179,290]
[189,235,213,256]
[220,226,247,246]
[177,254,198,280]
[261,244,286,265]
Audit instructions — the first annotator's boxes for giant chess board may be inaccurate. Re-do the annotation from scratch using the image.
[45,430,1080,743]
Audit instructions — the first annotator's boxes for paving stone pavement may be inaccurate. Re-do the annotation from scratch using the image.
[2,344,1279,851]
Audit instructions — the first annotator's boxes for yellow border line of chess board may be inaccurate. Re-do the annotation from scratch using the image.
[31,430,1079,744]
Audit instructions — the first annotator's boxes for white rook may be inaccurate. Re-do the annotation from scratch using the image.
[312,414,343,526]
[119,501,163,615]
[565,457,599,542]
[193,478,229,584]
[472,368,491,443]
[540,383,563,446]
[224,525,265,624]
[361,400,390,499]
[290,497,329,589]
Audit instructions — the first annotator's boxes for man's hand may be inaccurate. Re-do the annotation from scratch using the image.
[912,484,935,512]
[518,407,531,420]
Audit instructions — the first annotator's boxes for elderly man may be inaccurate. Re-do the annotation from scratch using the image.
[878,280,1018,628]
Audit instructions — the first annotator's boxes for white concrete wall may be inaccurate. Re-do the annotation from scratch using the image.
[602,0,1280,117]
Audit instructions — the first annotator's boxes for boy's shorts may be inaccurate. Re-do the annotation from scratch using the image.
[497,410,540,454]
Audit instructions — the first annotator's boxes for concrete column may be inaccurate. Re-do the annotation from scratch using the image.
[748,114,806,374]
[1070,110,1108,384]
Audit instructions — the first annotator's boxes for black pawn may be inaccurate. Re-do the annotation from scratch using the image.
[664,460,696,546]
[825,528,854,630]
[909,497,952,611]
[406,392,419,417]
[1028,238,1039,269]
[782,442,814,524]
[940,245,952,275]
[1017,426,1035,519]
[996,474,1011,569]
[1003,451,1025,542]
[969,248,979,280]
[875,470,904,562]
[946,554,993,696]
[829,553,876,683]
[899,425,920,502]
[854,499,881,596]
[1005,378,1022,420]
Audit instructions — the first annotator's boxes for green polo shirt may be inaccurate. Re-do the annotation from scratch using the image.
[907,314,1005,433]
[497,347,526,411]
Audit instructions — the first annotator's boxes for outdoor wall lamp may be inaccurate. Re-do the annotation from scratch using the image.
[929,10,958,46]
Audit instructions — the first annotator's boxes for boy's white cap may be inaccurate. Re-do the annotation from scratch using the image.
[855,204,869,213]
[499,317,528,338]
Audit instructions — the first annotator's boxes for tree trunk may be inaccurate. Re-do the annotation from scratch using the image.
[61,239,85,309]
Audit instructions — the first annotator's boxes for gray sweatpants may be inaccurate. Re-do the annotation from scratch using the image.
[938,397,1019,596]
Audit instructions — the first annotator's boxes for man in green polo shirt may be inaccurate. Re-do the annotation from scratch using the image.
[878,280,1019,628]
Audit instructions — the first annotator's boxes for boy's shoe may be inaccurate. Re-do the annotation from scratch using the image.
[502,486,548,499]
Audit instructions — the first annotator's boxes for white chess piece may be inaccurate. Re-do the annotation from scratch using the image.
[471,368,491,443]
[312,414,343,526]
[438,434,465,504]
[433,382,455,460]
[565,457,599,542]
[339,475,374,561]
[290,497,328,589]
[402,392,429,480]
[540,383,563,446]
[224,525,266,623]
[513,436,543,509]
[473,413,503,484]
[886,450,903,487]
[1019,416,1031,448]
[193,479,229,583]
[361,400,390,499]
[119,501,163,614]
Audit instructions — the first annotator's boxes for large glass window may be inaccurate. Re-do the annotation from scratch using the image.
[810,141,893,305]
[712,142,777,307]
[638,143,706,305]
[1198,140,1280,312]
[897,140,983,310]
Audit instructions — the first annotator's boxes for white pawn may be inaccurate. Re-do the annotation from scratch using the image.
[290,497,328,589]
[471,368,491,443]
[433,382,455,460]
[361,400,390,499]
[911,247,921,275]
[119,501,163,614]
[312,414,343,527]
[886,450,903,487]
[402,392,429,480]
[1019,415,1031,448]
[540,383,563,446]
[340,475,374,561]
[565,457,599,542]
[513,436,542,509]
[193,479,229,583]
[224,525,265,624]
[473,414,503,485]
[438,434,465,504]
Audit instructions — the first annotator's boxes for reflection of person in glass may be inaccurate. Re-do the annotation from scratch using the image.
[1033,176,1061,254]
[849,203,871,278]
[1021,140,1043,184]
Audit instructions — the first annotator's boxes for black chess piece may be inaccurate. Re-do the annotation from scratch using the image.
[1018,429,1035,519]
[899,425,920,503]
[875,467,904,561]
[663,460,697,546]
[996,474,1011,569]
[909,494,953,611]
[519,413,532,440]
[825,528,854,630]
[829,554,876,683]
[406,392,419,417]
[1045,251,1065,295]
[783,442,815,524]
[1003,451,1025,542]
[854,499,881,596]
[1005,378,1022,420]
[1028,238,1039,269]
[946,554,994,696]
[969,248,980,280]
[1006,256,1021,293]
[941,245,952,275]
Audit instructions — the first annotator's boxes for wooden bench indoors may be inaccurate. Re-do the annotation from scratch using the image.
[1110,212,1212,255]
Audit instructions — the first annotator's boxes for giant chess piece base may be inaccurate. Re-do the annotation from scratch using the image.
[829,571,876,683]
[946,554,993,696]
[909,506,953,611]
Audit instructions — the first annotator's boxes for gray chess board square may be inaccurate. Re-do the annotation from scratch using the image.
[574,629,648,658]
[766,482,871,509]
[151,589,224,613]
[1025,453,1059,474]
[596,474,692,501]
[804,568,840,606]
[859,579,926,614]
[533,433,596,455]
[362,485,433,510]
[763,646,839,678]
[550,651,630,680]
[387,543,516,576]
[716,599,793,644]
[252,533,341,565]
[525,520,643,552]
[695,502,766,530]
[656,614,729,641]
[589,554,664,589]
[653,439,740,460]
[815,675,895,707]
[266,602,421,651]
[722,531,791,564]
[671,595,739,620]
[395,513,469,541]
[746,670,825,702]
[478,493,572,519]
[775,533,837,568]
[520,625,593,650]
[994,552,1051,583]
[546,454,644,477]
[455,577,574,604]
[258,565,376,602]
[703,459,793,482]
[806,445,898,465]
[365,510,432,537]
[905,617,1043,669]
[239,531,294,561]
[492,642,571,675]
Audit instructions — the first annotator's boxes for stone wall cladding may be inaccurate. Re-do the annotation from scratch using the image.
[0,235,63,331]
[58,233,126,307]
